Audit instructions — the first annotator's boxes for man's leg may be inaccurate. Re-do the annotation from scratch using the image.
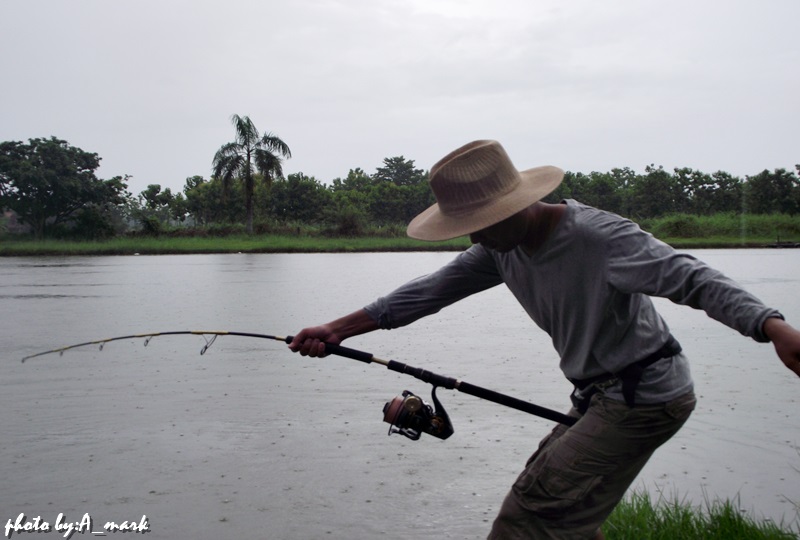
[488,391,696,540]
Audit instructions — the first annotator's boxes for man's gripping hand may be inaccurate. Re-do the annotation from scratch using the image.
[288,325,341,358]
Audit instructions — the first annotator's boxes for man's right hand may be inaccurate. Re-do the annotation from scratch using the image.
[288,325,340,357]
[287,308,380,358]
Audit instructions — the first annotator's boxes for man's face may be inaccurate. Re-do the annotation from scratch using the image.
[468,211,528,253]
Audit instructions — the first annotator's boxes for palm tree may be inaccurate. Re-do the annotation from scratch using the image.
[212,114,292,234]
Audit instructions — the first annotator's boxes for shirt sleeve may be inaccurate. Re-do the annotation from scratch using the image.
[605,217,782,342]
[363,245,504,329]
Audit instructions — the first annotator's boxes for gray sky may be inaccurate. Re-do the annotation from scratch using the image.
[1,0,798,197]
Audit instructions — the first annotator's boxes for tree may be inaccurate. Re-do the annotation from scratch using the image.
[0,137,129,238]
[183,176,245,226]
[270,173,332,224]
[628,165,679,219]
[675,168,743,215]
[330,168,372,213]
[331,167,372,192]
[368,181,408,224]
[373,156,426,187]
[743,168,799,215]
[328,169,373,234]
[547,171,626,214]
[583,172,626,215]
[212,114,291,234]
[370,157,432,224]
[548,171,588,203]
[133,184,187,234]
[183,175,212,226]
[708,171,744,214]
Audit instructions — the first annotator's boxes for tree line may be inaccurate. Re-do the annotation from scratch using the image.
[127,162,433,237]
[549,165,800,218]
[1,118,798,240]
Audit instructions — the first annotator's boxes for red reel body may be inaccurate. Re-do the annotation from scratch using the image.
[382,388,454,440]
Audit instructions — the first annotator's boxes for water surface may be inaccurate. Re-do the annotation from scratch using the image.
[2,250,798,538]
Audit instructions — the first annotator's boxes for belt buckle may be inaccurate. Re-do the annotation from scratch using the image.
[594,377,619,392]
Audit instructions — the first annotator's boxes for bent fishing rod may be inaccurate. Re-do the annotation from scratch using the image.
[21,330,577,439]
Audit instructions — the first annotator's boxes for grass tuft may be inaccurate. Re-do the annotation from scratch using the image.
[603,491,799,539]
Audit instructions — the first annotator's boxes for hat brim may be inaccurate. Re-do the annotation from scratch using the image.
[407,165,564,241]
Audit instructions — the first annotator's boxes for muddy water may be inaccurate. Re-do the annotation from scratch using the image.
[1,250,799,539]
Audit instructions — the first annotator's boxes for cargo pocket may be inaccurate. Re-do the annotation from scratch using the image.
[512,443,606,519]
[664,391,696,422]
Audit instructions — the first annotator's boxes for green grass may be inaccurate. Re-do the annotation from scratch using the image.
[1,232,794,256]
[603,491,798,539]
[657,236,795,249]
[641,213,800,244]
[0,234,473,256]
[2,212,798,256]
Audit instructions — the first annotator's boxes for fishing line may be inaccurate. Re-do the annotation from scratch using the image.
[21,331,577,433]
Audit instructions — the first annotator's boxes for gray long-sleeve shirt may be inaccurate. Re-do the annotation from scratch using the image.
[364,200,781,403]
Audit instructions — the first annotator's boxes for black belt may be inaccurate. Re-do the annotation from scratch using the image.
[568,336,682,410]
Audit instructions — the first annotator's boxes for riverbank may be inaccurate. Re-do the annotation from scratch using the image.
[0,235,468,256]
[3,211,799,255]
[1,233,798,256]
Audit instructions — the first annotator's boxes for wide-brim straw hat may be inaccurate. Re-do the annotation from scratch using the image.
[407,140,564,241]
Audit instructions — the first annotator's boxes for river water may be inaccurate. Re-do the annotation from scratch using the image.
[1,249,799,539]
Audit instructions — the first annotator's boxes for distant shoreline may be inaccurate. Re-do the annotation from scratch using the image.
[1,235,798,256]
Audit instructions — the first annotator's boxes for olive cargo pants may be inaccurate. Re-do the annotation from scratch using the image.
[488,391,697,539]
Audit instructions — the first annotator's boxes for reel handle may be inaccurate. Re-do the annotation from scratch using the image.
[284,336,375,364]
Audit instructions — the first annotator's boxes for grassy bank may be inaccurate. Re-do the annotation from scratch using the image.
[641,213,800,246]
[0,233,795,256]
[604,491,798,539]
[0,234,472,256]
[1,213,798,255]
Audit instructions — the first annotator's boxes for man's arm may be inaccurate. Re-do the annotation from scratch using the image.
[763,317,800,377]
[288,308,379,357]
[288,246,503,358]
[606,217,782,342]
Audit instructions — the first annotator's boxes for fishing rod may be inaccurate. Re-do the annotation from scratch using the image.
[21,331,577,439]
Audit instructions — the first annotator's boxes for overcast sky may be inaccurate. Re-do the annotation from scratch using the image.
[1,0,798,196]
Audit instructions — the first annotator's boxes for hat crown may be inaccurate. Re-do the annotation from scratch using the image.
[429,140,521,217]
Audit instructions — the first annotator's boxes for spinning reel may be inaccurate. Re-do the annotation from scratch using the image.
[382,388,454,441]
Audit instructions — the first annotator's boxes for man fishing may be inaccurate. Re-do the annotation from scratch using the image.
[289,140,800,539]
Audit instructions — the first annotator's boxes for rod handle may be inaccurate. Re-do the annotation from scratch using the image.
[457,381,577,426]
[284,335,374,364]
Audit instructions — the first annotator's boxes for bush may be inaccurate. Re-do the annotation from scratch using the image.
[205,222,246,237]
[370,223,407,237]
[139,216,163,237]
[651,214,705,238]
[67,208,118,239]
[322,204,367,237]
[638,213,800,242]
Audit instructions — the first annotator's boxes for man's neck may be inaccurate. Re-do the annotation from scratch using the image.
[521,202,566,255]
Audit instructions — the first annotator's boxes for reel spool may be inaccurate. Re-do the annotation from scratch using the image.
[382,388,454,441]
